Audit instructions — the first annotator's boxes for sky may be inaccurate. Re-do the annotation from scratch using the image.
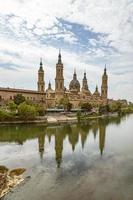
[0,0,133,101]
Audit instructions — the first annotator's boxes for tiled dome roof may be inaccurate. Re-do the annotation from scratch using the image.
[69,70,80,92]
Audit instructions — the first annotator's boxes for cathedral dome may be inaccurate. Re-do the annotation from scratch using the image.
[93,85,100,97]
[69,70,80,92]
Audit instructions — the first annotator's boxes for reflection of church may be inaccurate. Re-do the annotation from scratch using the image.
[37,121,106,168]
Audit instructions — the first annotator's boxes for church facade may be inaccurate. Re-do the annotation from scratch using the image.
[0,51,108,108]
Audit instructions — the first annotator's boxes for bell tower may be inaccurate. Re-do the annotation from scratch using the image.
[37,58,45,92]
[55,50,64,94]
[101,65,108,103]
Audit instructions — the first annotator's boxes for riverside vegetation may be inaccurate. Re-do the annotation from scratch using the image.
[0,94,133,122]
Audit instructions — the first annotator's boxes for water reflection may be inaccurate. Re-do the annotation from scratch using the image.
[0,115,128,168]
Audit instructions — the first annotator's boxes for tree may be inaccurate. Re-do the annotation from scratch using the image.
[80,102,92,112]
[109,101,122,113]
[14,94,25,105]
[8,101,17,112]
[35,104,46,116]
[59,98,72,111]
[99,104,109,114]
[18,102,38,120]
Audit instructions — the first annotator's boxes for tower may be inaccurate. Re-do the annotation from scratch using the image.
[82,71,88,91]
[99,121,106,156]
[101,65,108,103]
[55,50,64,94]
[38,58,45,92]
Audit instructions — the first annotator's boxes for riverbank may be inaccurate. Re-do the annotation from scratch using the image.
[0,166,26,199]
[0,113,119,126]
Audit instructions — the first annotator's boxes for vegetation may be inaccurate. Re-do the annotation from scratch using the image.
[77,110,81,122]
[18,102,38,120]
[108,101,122,113]
[0,94,46,121]
[99,104,109,115]
[0,109,15,121]
[14,94,25,105]
[80,102,92,112]
[8,101,17,112]
[0,94,133,122]
[59,98,72,111]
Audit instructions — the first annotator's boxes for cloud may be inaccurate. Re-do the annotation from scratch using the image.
[0,0,133,101]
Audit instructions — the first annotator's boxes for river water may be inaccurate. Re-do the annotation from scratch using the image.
[1,114,133,200]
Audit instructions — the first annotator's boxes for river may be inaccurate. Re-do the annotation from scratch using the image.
[0,114,133,200]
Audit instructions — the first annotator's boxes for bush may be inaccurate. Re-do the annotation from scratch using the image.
[0,109,15,121]
[35,105,46,116]
[18,102,38,120]
[109,102,122,113]
[8,101,17,112]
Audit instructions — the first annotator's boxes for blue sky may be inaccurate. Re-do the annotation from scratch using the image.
[0,0,133,101]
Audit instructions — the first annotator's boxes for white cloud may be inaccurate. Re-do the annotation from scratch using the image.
[0,0,133,101]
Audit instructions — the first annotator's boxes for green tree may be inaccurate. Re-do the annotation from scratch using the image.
[8,101,17,112]
[14,94,25,105]
[0,109,14,121]
[35,104,46,116]
[109,101,122,113]
[59,98,72,111]
[80,102,92,112]
[18,102,38,120]
[99,104,109,114]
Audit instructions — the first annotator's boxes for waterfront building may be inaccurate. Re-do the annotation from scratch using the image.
[0,51,108,108]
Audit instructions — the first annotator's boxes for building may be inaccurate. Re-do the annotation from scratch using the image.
[0,51,108,108]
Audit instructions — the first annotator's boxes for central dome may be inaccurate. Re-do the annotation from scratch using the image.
[69,70,80,92]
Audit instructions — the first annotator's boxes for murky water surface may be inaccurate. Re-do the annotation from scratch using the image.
[0,114,133,200]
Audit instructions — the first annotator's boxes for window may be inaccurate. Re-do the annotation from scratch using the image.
[41,85,43,91]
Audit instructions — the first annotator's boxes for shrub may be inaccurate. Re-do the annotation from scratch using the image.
[0,109,15,121]
[35,105,46,116]
[8,101,17,112]
[18,102,38,120]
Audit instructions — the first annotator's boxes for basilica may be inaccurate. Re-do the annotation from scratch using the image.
[0,51,108,108]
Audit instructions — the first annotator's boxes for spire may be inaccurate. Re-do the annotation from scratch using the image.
[83,70,87,80]
[73,68,77,79]
[48,81,51,90]
[58,49,62,64]
[39,58,43,70]
[104,64,107,75]
[96,85,98,92]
